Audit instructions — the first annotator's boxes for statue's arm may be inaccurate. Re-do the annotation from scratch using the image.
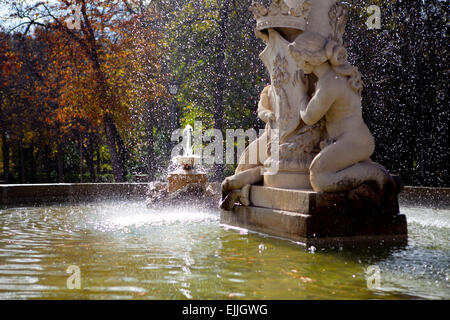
[257,85,275,123]
[299,96,309,112]
[300,87,334,125]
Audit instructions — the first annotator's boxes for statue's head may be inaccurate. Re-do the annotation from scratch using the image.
[288,32,326,73]
[289,31,363,94]
[288,31,348,74]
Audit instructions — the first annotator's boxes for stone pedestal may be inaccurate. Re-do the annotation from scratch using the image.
[264,171,312,189]
[167,171,207,193]
[221,186,407,246]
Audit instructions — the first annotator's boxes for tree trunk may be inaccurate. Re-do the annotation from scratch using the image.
[79,133,84,183]
[44,145,51,182]
[84,133,97,182]
[57,143,64,183]
[78,9,126,182]
[103,114,125,182]
[2,132,9,183]
[112,122,127,180]
[30,144,35,183]
[146,102,155,181]
[18,137,25,183]
[213,0,230,182]
[96,143,101,176]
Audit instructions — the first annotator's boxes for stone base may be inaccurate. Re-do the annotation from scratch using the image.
[220,185,407,246]
[167,171,207,193]
[264,171,312,190]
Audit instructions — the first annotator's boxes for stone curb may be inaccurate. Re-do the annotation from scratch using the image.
[0,183,151,206]
[1,183,448,207]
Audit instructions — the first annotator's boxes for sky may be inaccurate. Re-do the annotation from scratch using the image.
[0,0,59,31]
[0,0,155,31]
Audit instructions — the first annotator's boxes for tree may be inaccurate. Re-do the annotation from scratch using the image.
[4,0,166,182]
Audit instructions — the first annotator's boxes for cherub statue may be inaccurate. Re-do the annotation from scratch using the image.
[288,31,396,196]
[220,85,273,210]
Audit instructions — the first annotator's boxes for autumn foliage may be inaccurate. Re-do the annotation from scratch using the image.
[1,0,167,183]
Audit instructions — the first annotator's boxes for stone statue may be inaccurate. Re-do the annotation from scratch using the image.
[288,32,394,194]
[220,0,400,210]
[221,0,324,209]
[220,0,407,244]
[220,27,325,209]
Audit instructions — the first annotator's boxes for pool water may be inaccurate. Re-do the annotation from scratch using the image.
[0,201,448,299]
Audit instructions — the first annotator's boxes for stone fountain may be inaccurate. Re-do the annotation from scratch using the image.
[147,125,217,207]
[220,0,407,245]
[168,125,207,193]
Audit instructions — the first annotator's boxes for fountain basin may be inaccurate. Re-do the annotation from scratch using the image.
[0,199,447,299]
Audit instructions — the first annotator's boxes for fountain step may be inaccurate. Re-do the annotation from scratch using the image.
[250,185,400,216]
[221,186,407,245]
[221,205,407,246]
[250,186,315,213]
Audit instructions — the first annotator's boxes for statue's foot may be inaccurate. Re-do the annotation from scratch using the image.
[220,190,240,211]
[221,178,231,194]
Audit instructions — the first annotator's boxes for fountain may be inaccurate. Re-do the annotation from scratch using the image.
[220,0,407,246]
[168,125,208,193]
[146,125,217,207]
[1,0,449,302]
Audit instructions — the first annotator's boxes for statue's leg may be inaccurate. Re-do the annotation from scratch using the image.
[222,167,263,193]
[220,189,241,210]
[221,132,268,209]
[236,132,268,174]
[312,161,392,193]
[309,133,390,192]
[223,131,267,192]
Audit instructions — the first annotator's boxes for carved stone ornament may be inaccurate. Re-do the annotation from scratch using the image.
[250,0,312,31]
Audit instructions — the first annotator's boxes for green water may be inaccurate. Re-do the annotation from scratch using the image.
[0,201,448,299]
